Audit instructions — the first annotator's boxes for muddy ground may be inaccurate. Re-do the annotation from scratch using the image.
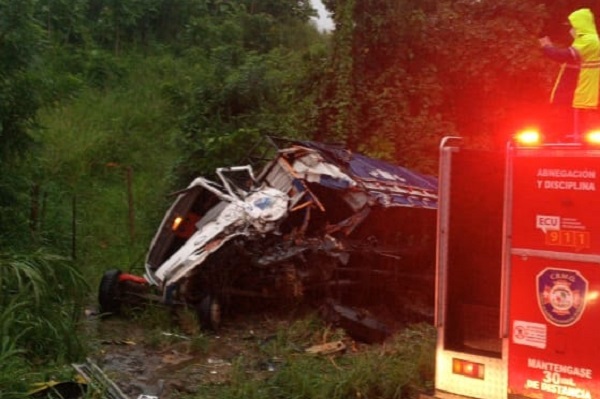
[82,304,362,399]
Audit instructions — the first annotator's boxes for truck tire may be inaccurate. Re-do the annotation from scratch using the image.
[197,295,221,331]
[98,269,122,314]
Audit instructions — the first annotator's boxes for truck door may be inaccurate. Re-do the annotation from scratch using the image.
[434,139,508,399]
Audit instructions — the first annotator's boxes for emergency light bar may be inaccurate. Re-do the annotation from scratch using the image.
[584,130,600,145]
[513,129,541,146]
[513,128,600,146]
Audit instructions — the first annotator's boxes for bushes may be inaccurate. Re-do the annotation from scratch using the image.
[0,250,87,394]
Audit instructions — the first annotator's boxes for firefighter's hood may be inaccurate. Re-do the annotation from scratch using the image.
[569,8,597,36]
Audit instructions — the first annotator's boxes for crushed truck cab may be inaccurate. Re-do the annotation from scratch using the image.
[98,139,438,342]
[425,134,600,399]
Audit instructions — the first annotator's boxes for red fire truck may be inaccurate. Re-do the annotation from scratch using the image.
[423,131,600,399]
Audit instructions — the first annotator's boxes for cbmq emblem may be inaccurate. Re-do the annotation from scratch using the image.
[537,268,588,327]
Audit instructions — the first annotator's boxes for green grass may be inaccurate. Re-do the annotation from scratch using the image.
[83,306,434,399]
[0,250,88,397]
[33,54,187,283]
[189,316,435,399]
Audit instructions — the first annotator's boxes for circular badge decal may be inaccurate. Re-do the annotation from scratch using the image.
[537,268,588,327]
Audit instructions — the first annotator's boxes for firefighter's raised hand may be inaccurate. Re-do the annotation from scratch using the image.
[538,36,552,47]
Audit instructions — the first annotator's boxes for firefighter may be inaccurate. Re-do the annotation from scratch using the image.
[539,8,600,141]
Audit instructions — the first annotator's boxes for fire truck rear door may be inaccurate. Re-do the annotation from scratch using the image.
[433,139,508,399]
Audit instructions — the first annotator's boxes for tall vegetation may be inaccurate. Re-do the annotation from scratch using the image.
[0,251,87,396]
[0,0,45,249]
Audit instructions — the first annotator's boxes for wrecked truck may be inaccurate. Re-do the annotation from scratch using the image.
[98,140,438,342]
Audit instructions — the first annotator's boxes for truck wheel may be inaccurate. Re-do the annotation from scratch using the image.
[197,295,221,331]
[98,269,122,314]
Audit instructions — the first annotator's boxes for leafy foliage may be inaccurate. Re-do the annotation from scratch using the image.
[0,0,46,158]
[318,0,590,172]
[0,1,47,249]
[0,250,87,394]
[151,2,329,181]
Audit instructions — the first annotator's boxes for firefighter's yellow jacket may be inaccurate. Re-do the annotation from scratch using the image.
[543,8,600,109]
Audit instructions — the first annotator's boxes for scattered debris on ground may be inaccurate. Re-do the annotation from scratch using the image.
[80,306,370,399]
[304,340,346,355]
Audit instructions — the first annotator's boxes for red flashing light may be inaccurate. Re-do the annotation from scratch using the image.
[514,129,541,146]
[452,358,485,379]
[584,130,600,145]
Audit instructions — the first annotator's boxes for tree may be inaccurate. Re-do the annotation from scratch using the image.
[0,0,45,158]
[87,0,161,55]
[428,0,549,148]
[316,0,555,172]
[163,0,327,181]
[37,0,90,46]
[0,0,48,248]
